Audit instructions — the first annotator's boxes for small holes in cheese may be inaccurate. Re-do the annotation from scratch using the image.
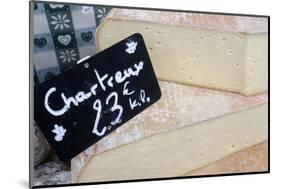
[192,42,199,47]
[227,48,234,55]
[155,41,162,47]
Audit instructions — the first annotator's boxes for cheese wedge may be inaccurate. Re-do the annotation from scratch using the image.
[96,9,268,96]
[76,103,268,182]
[71,81,267,182]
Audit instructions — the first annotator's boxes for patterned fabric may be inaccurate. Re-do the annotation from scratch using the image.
[33,2,111,84]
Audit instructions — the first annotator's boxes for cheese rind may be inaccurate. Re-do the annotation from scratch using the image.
[186,141,268,176]
[105,9,268,33]
[96,9,268,96]
[77,103,268,182]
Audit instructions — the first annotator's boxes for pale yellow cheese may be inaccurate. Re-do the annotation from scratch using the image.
[71,81,267,181]
[77,103,268,182]
[186,141,268,176]
[96,9,268,96]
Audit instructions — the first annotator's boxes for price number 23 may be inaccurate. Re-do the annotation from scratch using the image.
[92,92,123,136]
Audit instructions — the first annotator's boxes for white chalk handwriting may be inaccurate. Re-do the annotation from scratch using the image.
[44,60,150,138]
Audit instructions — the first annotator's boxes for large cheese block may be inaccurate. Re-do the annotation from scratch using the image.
[71,81,268,182]
[96,9,268,96]
[76,103,268,182]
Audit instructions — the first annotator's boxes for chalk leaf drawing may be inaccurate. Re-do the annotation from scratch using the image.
[52,124,66,142]
[125,41,138,54]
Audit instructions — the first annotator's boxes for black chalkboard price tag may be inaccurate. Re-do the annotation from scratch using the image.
[34,33,162,161]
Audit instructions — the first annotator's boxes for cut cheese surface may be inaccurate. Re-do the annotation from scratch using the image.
[77,103,268,182]
[186,141,268,176]
[71,81,267,181]
[96,9,268,96]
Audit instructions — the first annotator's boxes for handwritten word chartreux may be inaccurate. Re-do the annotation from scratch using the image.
[44,60,151,137]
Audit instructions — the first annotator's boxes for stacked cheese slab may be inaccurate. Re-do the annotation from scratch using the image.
[71,9,268,182]
[96,9,268,96]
